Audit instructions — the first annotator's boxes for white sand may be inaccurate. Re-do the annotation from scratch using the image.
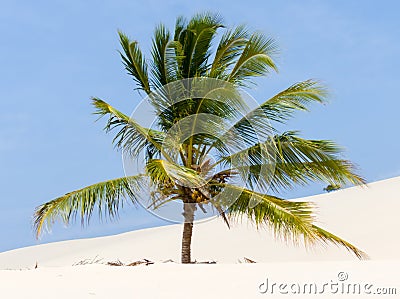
[1,177,399,298]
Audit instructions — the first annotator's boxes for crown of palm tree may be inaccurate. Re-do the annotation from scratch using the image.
[34,12,367,263]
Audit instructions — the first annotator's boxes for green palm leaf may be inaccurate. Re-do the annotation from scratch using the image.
[174,15,187,41]
[220,185,366,258]
[118,31,151,94]
[228,32,278,86]
[272,132,364,187]
[150,24,171,87]
[260,80,328,123]
[33,175,146,237]
[311,225,368,259]
[212,80,326,149]
[247,160,363,193]
[222,131,364,192]
[150,25,186,87]
[93,98,164,159]
[220,184,316,242]
[210,24,249,78]
[146,159,206,187]
[176,12,224,78]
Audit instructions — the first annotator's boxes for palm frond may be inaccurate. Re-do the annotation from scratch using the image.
[246,160,363,193]
[311,225,368,259]
[228,32,278,86]
[150,25,187,88]
[222,131,364,192]
[206,104,275,154]
[209,24,249,78]
[33,175,147,237]
[150,24,171,87]
[164,40,185,82]
[148,78,249,135]
[208,81,326,151]
[118,31,151,94]
[146,159,206,187]
[176,12,224,78]
[174,15,187,41]
[219,185,366,259]
[215,205,231,228]
[192,77,249,117]
[93,98,164,159]
[271,131,365,186]
[220,185,316,243]
[259,80,328,123]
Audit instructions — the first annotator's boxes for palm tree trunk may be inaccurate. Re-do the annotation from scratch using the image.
[181,203,196,264]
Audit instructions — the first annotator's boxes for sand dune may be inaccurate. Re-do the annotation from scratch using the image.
[1,177,399,298]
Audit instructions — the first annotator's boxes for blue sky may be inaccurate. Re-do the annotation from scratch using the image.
[1,0,399,252]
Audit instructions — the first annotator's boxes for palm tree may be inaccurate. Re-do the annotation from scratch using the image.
[34,13,367,263]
